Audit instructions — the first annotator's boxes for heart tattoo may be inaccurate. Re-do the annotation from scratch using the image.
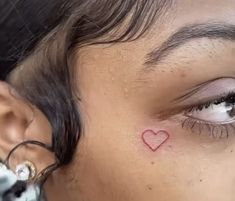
[142,130,169,152]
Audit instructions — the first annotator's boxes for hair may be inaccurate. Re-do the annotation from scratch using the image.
[4,0,172,185]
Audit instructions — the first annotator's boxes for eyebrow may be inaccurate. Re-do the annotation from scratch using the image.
[145,22,235,66]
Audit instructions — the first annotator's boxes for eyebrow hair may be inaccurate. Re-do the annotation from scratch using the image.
[145,23,235,66]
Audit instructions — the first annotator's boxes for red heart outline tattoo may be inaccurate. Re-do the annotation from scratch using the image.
[142,130,169,152]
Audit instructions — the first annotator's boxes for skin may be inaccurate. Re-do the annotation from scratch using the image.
[1,0,235,201]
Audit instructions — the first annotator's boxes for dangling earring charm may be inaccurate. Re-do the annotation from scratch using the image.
[15,161,37,181]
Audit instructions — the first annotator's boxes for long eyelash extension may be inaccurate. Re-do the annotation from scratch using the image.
[181,118,235,139]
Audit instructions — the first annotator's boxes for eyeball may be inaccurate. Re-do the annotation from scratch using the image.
[186,102,235,123]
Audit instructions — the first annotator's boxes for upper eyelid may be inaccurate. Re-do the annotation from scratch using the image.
[158,77,235,120]
[173,77,235,104]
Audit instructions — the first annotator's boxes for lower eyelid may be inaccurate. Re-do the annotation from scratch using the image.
[180,116,235,139]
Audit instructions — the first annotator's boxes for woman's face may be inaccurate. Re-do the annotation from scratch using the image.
[46,1,235,201]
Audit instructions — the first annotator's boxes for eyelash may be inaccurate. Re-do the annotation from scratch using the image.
[181,92,235,139]
[186,91,235,112]
[181,118,235,139]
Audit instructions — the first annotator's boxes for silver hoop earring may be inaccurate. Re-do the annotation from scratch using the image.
[1,140,57,201]
[0,160,40,201]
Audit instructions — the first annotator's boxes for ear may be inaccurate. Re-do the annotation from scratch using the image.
[0,81,55,174]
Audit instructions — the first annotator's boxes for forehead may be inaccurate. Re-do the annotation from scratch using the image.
[76,0,235,79]
[73,0,235,113]
[171,0,235,24]
[148,0,235,41]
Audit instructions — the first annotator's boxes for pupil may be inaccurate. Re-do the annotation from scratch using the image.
[225,94,235,104]
[223,94,235,117]
[225,101,235,117]
[228,106,235,117]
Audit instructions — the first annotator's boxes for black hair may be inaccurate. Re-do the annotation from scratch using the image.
[0,0,67,79]
[1,0,172,190]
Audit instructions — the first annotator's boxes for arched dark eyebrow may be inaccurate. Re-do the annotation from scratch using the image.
[145,23,235,67]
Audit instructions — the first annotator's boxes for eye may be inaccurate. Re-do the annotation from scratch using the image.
[182,92,235,138]
[173,78,235,138]
[185,92,235,124]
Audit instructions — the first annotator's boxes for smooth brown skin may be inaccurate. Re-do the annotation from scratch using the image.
[1,1,235,201]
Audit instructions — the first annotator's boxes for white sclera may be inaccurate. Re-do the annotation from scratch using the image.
[187,102,234,123]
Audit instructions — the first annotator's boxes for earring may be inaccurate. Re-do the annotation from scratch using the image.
[0,161,40,201]
[15,161,37,181]
[1,140,56,201]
